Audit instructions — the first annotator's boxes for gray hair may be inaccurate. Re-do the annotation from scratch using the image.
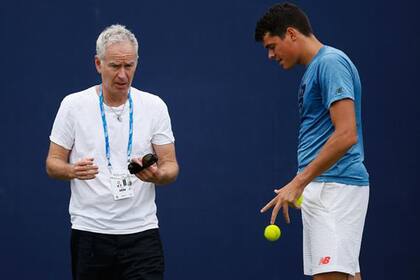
[96,24,139,60]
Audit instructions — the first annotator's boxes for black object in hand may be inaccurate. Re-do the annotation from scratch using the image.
[128,154,158,174]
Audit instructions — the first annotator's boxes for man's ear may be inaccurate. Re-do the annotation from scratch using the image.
[286,27,298,41]
[94,56,102,74]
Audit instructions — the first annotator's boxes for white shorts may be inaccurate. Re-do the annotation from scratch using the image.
[301,181,369,276]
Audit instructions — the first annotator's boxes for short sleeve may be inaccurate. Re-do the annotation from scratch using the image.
[151,99,175,145]
[318,54,355,109]
[49,96,75,150]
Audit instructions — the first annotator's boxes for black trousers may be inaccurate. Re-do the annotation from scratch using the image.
[71,228,164,280]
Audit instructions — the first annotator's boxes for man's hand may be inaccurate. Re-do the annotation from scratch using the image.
[131,157,161,183]
[71,158,99,180]
[260,177,305,225]
[46,142,99,181]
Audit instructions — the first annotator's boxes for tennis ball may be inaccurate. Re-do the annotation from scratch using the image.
[296,195,303,207]
[264,224,281,241]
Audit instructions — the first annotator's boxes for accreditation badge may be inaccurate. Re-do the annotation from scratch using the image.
[110,171,134,200]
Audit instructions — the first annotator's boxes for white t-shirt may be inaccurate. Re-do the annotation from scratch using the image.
[50,86,175,234]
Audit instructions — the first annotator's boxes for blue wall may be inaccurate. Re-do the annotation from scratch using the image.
[1,0,419,279]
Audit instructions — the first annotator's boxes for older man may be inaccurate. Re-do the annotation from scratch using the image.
[46,24,179,280]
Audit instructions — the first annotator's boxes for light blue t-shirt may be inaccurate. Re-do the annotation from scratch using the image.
[297,46,369,186]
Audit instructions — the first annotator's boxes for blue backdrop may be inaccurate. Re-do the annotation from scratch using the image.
[1,0,419,279]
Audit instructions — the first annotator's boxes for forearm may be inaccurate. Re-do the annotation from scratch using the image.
[295,129,357,187]
[46,157,75,180]
[156,160,179,185]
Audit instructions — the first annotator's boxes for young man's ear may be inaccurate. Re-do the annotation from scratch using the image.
[286,27,298,41]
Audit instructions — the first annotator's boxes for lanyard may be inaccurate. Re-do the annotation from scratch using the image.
[99,85,134,170]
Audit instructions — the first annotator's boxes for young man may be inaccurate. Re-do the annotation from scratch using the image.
[255,3,369,280]
[46,24,179,280]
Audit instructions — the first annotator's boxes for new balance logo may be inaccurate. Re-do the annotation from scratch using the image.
[319,256,331,265]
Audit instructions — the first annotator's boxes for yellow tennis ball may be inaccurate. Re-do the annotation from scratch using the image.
[296,195,303,207]
[264,225,281,241]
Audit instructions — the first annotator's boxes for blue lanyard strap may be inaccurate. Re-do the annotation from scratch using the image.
[99,86,134,169]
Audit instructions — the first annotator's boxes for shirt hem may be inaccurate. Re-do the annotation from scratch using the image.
[327,94,354,109]
[49,135,72,150]
[71,223,159,235]
[313,177,369,186]
[151,139,175,145]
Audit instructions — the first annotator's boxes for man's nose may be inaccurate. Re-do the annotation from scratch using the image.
[268,50,275,60]
[117,67,127,79]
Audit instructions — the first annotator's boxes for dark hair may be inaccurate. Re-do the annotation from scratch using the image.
[255,2,313,42]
